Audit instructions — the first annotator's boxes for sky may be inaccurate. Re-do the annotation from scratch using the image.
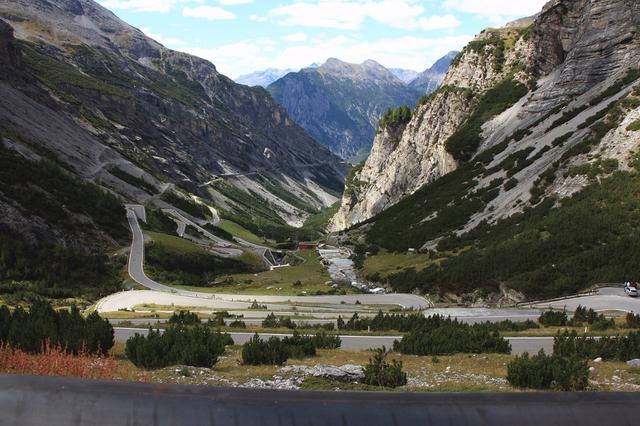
[96,0,549,79]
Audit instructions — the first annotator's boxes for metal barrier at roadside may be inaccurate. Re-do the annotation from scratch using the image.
[0,375,638,426]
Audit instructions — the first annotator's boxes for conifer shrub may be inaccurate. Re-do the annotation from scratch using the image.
[378,106,412,130]
[228,319,247,328]
[506,350,589,390]
[125,325,232,369]
[538,309,568,326]
[262,313,297,329]
[626,313,640,328]
[568,305,615,330]
[393,315,511,355]
[241,334,292,365]
[0,301,113,355]
[311,331,342,349]
[241,331,342,365]
[553,331,640,361]
[168,310,201,326]
[363,347,407,388]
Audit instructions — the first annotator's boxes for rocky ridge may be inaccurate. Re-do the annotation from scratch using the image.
[268,58,423,159]
[331,0,640,233]
[0,0,347,235]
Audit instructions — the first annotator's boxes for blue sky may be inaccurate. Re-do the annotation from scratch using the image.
[97,1,549,79]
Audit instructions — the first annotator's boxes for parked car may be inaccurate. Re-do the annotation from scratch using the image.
[624,282,638,297]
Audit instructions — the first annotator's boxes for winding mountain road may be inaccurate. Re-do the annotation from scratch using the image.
[103,206,639,319]
[96,206,431,313]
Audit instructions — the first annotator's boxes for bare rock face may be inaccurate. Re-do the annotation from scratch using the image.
[331,26,535,231]
[525,0,640,113]
[331,0,640,232]
[0,19,20,68]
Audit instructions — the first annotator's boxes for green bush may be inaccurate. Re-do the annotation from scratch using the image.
[568,305,615,330]
[262,313,297,329]
[241,331,341,365]
[0,301,113,355]
[168,310,201,326]
[503,178,518,191]
[393,315,511,355]
[379,106,412,130]
[506,350,589,390]
[241,334,294,365]
[311,331,342,349]
[627,118,640,131]
[446,78,528,162]
[125,325,232,369]
[228,319,247,328]
[553,330,640,361]
[626,313,640,328]
[363,348,407,388]
[538,309,568,326]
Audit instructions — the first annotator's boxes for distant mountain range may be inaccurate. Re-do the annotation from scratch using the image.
[266,53,457,160]
[409,51,459,93]
[236,68,295,87]
[389,68,420,84]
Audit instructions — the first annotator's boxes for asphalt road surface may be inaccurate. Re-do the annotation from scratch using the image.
[113,327,554,355]
[533,286,640,313]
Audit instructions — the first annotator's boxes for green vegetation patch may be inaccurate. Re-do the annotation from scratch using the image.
[0,301,113,355]
[108,167,157,194]
[507,351,589,391]
[378,105,412,131]
[160,191,211,220]
[383,168,640,299]
[446,78,529,162]
[627,118,640,131]
[144,232,261,286]
[22,44,131,99]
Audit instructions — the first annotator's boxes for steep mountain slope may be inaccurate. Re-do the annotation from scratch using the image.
[0,0,346,300]
[235,68,295,87]
[332,0,640,300]
[268,58,422,159]
[409,51,458,94]
[0,0,345,226]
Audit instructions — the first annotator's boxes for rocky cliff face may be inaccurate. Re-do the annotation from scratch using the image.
[0,0,346,234]
[268,58,422,159]
[332,0,640,232]
[331,25,536,230]
[0,19,20,69]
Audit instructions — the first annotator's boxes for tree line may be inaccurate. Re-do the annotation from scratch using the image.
[0,300,113,354]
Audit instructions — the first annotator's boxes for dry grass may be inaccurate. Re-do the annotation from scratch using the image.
[9,342,640,392]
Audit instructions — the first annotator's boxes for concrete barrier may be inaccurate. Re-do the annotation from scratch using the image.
[0,375,638,426]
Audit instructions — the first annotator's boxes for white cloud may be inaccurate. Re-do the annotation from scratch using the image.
[99,0,202,13]
[183,5,236,20]
[182,33,472,79]
[141,27,186,46]
[282,33,308,42]
[258,0,459,31]
[444,0,548,23]
[418,14,460,31]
